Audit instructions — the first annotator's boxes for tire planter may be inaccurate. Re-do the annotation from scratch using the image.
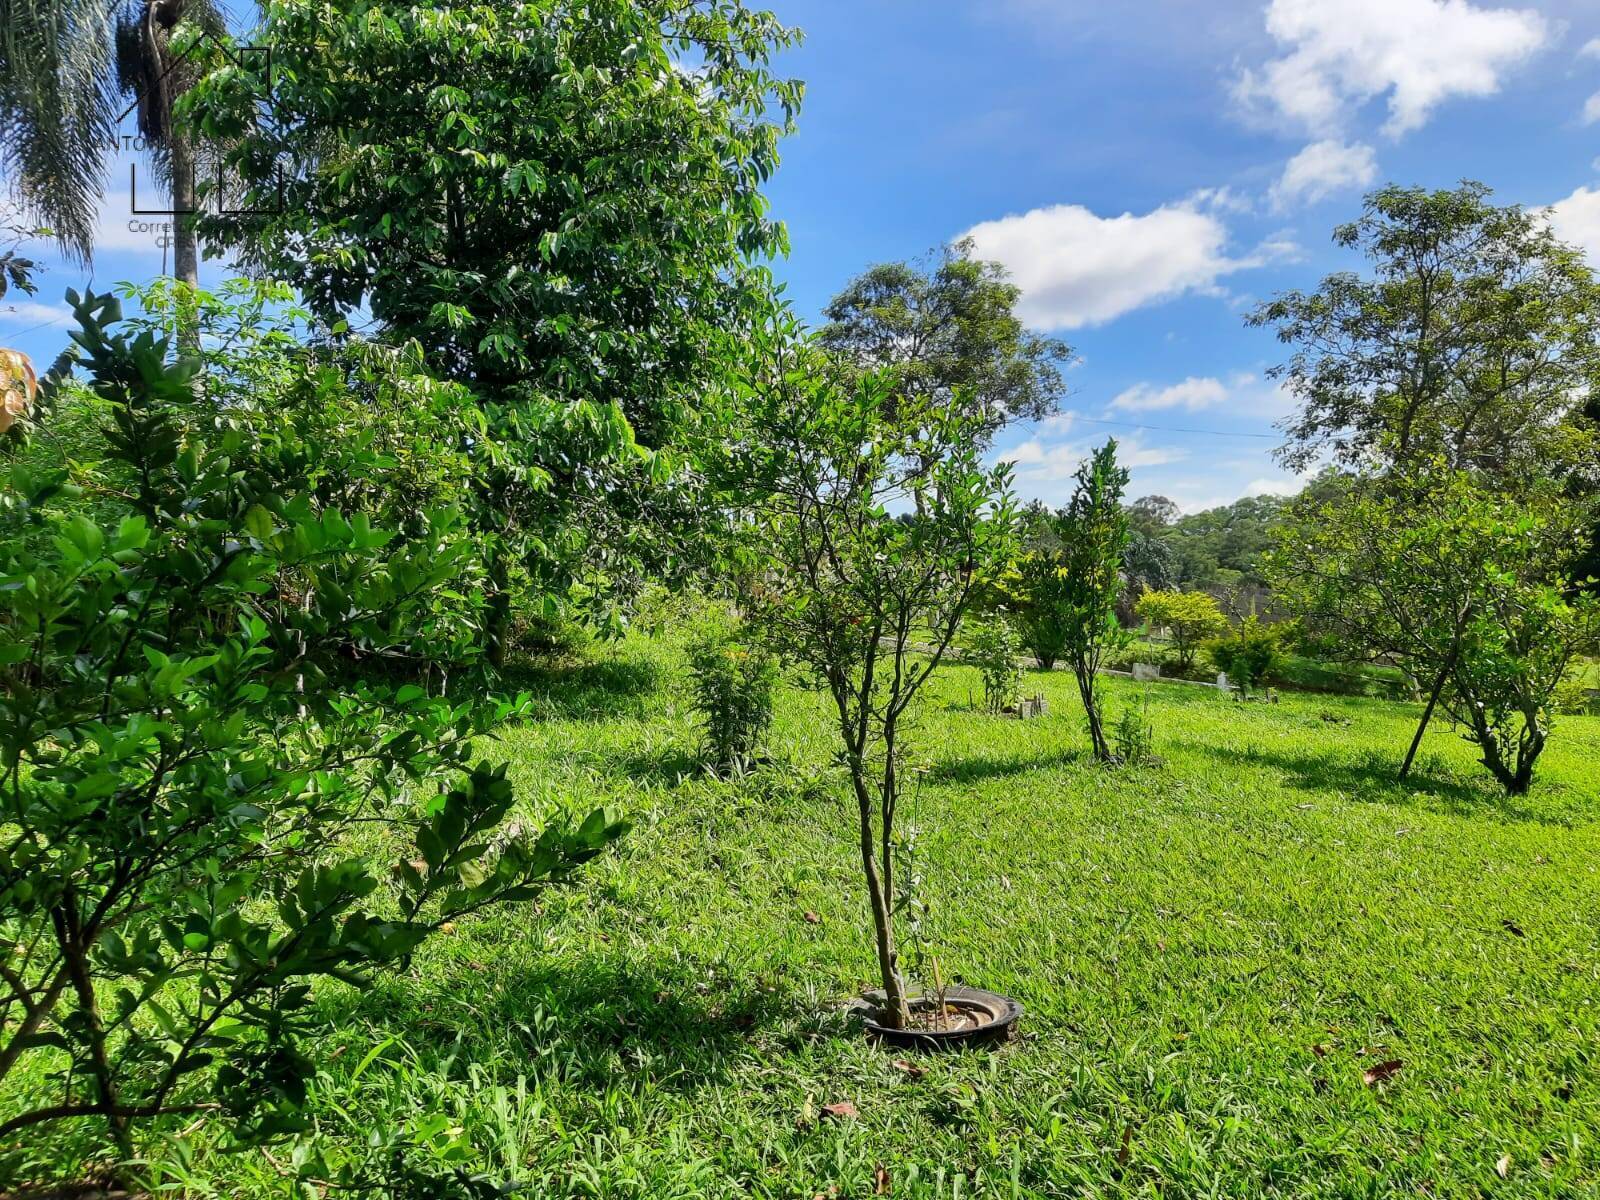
[850,985,1022,1051]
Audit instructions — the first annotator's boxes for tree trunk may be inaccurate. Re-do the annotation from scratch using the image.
[1402,609,1469,780]
[170,132,200,354]
[55,908,133,1161]
[1465,705,1541,796]
[853,773,909,1028]
[1399,659,1451,780]
[484,547,512,668]
[1074,662,1108,760]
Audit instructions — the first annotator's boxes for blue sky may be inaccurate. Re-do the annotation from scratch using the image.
[6,0,1600,512]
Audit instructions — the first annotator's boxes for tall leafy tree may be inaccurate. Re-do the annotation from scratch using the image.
[1257,184,1600,786]
[1,0,222,284]
[1126,494,1179,537]
[1250,182,1600,484]
[192,0,802,659]
[820,237,1073,452]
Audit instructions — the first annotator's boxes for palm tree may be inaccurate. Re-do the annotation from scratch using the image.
[1,0,225,286]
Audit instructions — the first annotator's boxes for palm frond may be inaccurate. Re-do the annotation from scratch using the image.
[0,0,128,263]
[1,0,233,265]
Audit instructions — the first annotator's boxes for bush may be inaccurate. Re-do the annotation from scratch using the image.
[1206,616,1287,695]
[966,616,1024,714]
[687,622,776,770]
[1135,589,1227,670]
[1111,694,1156,764]
[0,292,626,1163]
[1008,553,1071,671]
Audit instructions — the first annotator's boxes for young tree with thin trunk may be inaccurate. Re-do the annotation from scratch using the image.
[725,330,1015,1030]
[1057,440,1131,761]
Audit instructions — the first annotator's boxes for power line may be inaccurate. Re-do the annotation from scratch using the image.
[0,309,76,339]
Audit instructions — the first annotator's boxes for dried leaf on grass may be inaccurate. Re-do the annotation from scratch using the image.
[1363,1059,1403,1087]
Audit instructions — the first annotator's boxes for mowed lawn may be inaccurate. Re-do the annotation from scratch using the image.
[38,636,1600,1198]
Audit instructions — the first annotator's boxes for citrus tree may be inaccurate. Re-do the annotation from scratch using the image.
[0,293,625,1164]
[722,330,1015,1029]
[1271,465,1599,792]
[1135,589,1226,671]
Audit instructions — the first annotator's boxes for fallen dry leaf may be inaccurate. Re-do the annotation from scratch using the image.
[803,911,822,925]
[1363,1059,1403,1087]
[890,1059,927,1079]
[1310,1043,1330,1058]
[821,1101,859,1120]
[1496,1154,1511,1179]
[875,1164,891,1194]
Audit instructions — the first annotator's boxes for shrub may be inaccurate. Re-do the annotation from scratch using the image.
[687,624,776,770]
[0,293,626,1165]
[1206,616,1286,695]
[1135,589,1227,670]
[966,616,1024,714]
[1008,553,1072,671]
[1111,695,1156,764]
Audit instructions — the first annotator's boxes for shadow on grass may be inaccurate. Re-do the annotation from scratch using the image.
[332,951,782,1093]
[600,743,705,787]
[929,747,1086,785]
[1185,739,1572,825]
[497,655,661,721]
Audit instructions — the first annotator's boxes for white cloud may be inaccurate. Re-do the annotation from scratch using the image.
[1107,372,1296,418]
[1243,477,1301,498]
[94,191,182,255]
[0,300,73,329]
[999,436,1188,506]
[1111,377,1229,412]
[1270,140,1379,210]
[1582,37,1600,59]
[960,199,1277,330]
[1546,185,1600,262]
[1584,92,1600,126]
[1236,0,1550,138]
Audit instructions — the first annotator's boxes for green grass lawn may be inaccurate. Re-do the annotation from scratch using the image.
[14,636,1600,1198]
